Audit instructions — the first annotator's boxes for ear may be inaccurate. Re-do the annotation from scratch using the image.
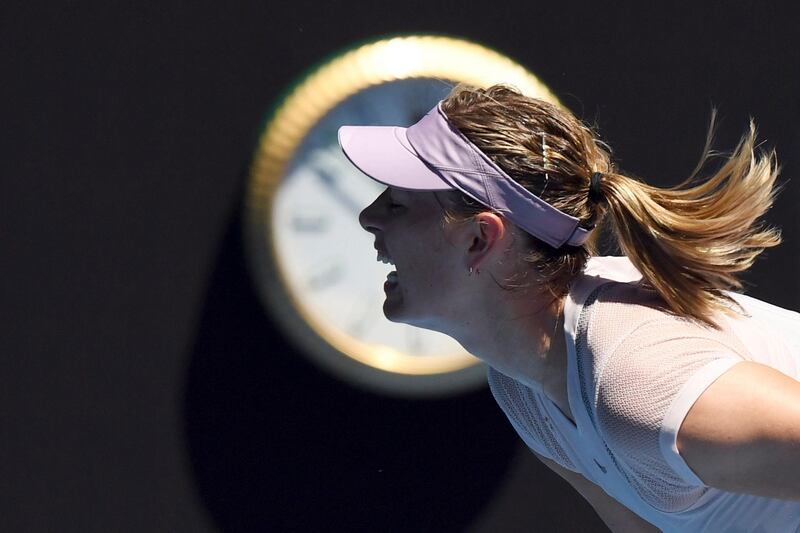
[465,212,510,271]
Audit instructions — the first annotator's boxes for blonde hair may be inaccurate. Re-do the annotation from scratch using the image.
[438,83,783,328]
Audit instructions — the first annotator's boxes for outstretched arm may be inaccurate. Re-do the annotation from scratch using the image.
[677,361,800,501]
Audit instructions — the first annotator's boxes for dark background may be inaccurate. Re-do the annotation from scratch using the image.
[3,2,799,532]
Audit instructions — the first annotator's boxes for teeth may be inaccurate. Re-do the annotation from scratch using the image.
[376,252,395,265]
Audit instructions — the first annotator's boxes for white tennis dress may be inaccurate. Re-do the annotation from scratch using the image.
[488,256,800,532]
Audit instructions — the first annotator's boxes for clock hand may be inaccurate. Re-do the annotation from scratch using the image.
[309,147,370,216]
[313,166,363,216]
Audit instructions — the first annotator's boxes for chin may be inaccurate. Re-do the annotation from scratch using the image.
[383,297,443,332]
[382,305,414,326]
[381,302,403,322]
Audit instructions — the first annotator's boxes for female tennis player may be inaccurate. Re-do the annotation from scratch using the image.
[337,84,800,532]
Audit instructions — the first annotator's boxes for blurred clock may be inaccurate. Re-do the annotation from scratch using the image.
[244,34,562,397]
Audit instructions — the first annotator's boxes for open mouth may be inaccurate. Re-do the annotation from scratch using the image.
[377,249,398,292]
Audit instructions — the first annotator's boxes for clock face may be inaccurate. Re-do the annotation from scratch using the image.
[245,35,562,397]
[273,79,478,371]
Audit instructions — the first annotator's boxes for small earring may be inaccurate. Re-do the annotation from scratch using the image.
[469,266,473,276]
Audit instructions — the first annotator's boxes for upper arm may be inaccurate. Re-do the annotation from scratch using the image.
[532,452,659,533]
[676,361,800,501]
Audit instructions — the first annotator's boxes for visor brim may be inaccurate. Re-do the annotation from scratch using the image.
[337,125,453,191]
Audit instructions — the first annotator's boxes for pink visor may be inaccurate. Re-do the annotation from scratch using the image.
[337,101,593,249]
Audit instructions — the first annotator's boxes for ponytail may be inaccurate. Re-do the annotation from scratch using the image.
[598,119,782,328]
[435,83,783,325]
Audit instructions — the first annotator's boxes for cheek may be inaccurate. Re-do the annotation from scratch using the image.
[398,214,454,278]
[420,243,456,282]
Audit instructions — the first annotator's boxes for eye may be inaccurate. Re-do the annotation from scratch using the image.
[386,196,403,210]
[385,188,405,211]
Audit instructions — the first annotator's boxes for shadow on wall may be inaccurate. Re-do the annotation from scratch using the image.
[181,186,607,532]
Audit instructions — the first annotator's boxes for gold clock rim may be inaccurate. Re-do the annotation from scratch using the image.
[244,34,563,393]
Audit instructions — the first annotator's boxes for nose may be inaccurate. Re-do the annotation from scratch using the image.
[358,201,379,235]
[358,189,387,234]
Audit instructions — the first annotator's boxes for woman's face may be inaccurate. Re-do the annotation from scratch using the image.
[358,186,465,329]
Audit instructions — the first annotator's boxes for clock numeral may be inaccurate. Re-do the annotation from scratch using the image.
[291,214,329,233]
[344,298,363,336]
[307,262,343,291]
[348,319,364,337]
[344,289,383,339]
[347,314,373,338]
[406,328,423,354]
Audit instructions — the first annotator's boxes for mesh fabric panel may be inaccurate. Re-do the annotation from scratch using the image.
[578,282,748,512]
[487,367,578,472]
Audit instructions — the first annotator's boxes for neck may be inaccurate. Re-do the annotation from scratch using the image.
[452,288,567,391]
